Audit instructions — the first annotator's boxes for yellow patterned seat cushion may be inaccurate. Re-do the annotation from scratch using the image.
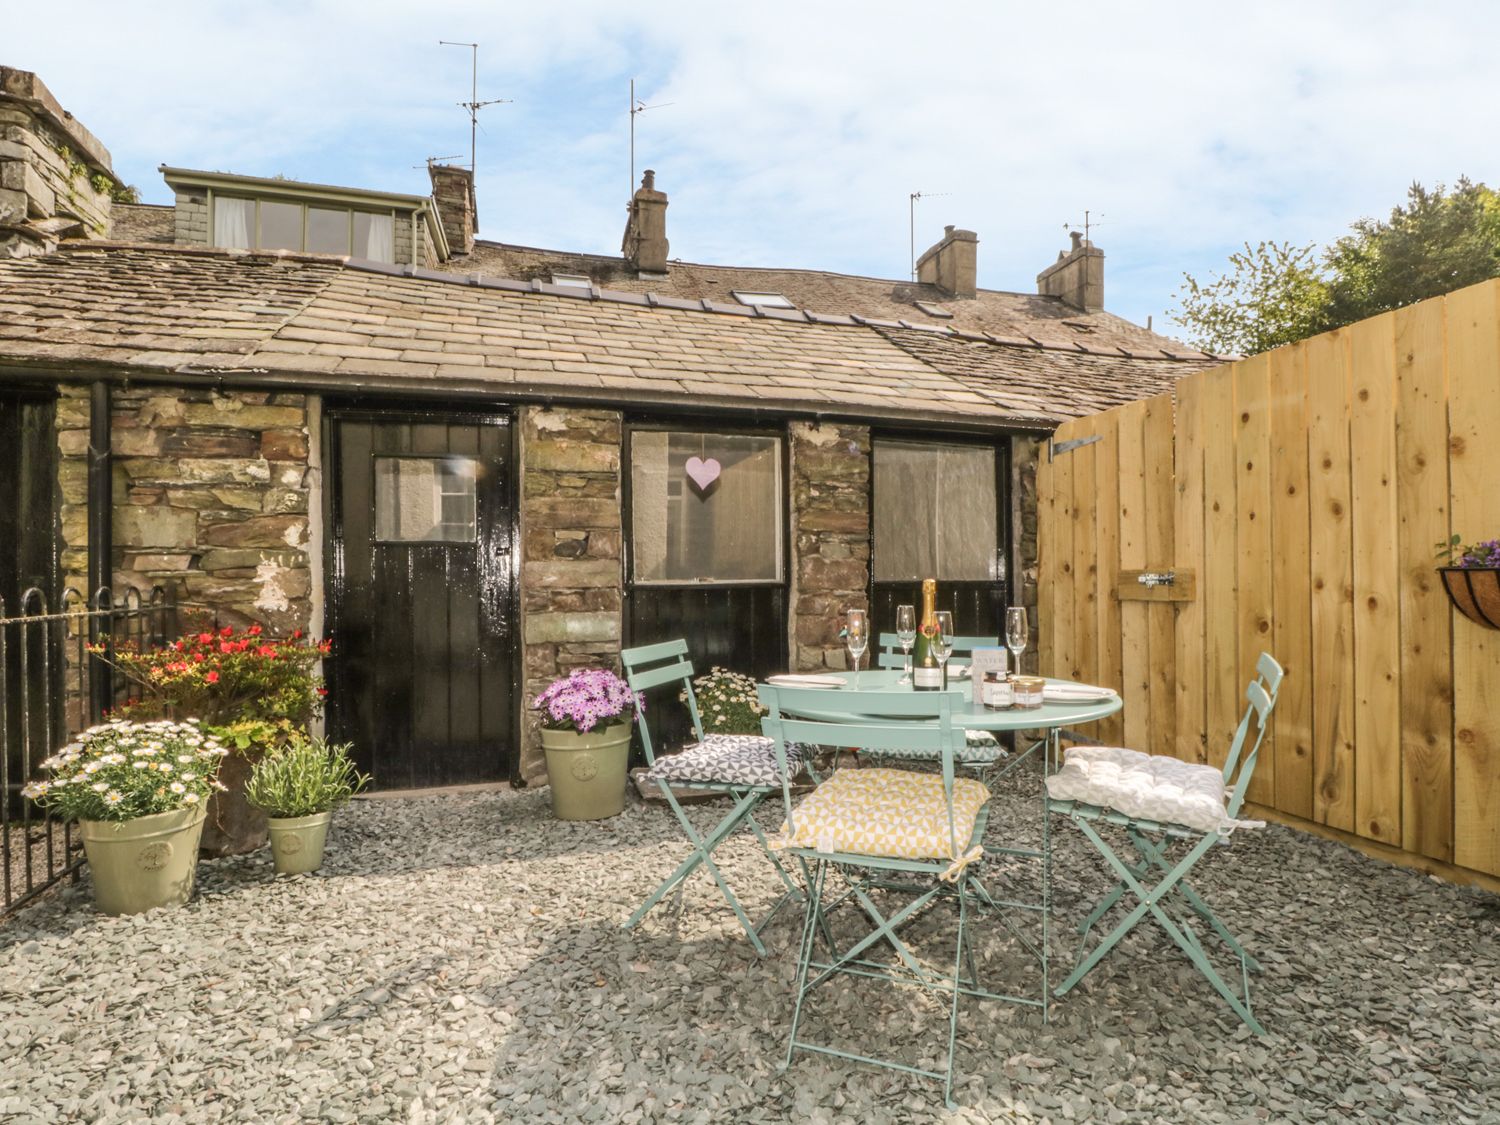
[773,768,990,881]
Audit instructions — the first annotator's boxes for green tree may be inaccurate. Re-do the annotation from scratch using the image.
[1172,179,1500,355]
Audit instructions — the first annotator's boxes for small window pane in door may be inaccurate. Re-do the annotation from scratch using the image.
[631,432,782,583]
[306,207,350,255]
[258,200,303,251]
[374,457,478,543]
[873,440,996,581]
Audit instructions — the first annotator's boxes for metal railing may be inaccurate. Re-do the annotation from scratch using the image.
[0,586,176,918]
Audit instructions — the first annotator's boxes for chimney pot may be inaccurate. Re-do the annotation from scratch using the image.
[914,225,978,299]
[1037,233,1105,311]
[622,169,670,274]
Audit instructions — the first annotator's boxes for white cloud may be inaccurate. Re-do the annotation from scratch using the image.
[8,0,1498,326]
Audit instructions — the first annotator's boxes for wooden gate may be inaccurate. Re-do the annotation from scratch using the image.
[1038,279,1500,882]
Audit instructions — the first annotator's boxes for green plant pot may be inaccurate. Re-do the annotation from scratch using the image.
[541,725,631,820]
[79,806,207,916]
[266,810,334,875]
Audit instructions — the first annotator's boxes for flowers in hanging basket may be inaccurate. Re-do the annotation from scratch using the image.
[1437,534,1500,569]
[21,720,229,822]
[680,667,766,735]
[88,620,330,728]
[533,668,643,734]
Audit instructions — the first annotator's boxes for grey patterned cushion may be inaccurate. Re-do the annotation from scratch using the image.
[646,734,807,787]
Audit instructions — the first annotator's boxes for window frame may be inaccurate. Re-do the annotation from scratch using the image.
[208,192,397,262]
[869,431,1010,585]
[730,290,796,309]
[371,454,480,545]
[622,418,791,589]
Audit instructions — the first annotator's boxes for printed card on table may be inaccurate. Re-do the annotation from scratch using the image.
[968,647,1008,704]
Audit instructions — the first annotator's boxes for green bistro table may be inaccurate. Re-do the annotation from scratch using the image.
[766,667,1122,1015]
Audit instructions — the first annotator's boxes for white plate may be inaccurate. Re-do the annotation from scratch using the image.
[766,674,849,688]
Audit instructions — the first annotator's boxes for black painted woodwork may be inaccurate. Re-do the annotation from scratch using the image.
[324,410,516,789]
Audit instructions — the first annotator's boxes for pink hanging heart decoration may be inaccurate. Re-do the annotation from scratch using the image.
[684,456,722,492]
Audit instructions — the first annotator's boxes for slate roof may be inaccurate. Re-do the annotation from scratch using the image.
[0,243,1219,428]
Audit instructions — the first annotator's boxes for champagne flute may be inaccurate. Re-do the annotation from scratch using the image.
[933,610,954,688]
[895,604,917,685]
[846,609,868,689]
[1006,606,1028,676]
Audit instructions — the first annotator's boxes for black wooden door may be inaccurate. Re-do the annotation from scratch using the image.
[325,411,516,789]
[870,436,1010,647]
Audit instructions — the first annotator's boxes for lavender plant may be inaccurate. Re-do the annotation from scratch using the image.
[1436,534,1500,568]
[533,668,642,734]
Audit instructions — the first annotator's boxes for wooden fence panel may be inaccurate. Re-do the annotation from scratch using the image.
[1394,298,1453,862]
[1173,372,1208,763]
[1447,282,1500,877]
[1038,279,1500,880]
[1269,343,1314,818]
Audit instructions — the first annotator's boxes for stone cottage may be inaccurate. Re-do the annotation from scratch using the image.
[0,66,1220,787]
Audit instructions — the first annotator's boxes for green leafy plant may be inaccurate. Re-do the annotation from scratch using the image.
[1436,534,1500,568]
[244,736,369,819]
[206,718,297,756]
[682,668,765,735]
[92,620,329,728]
[22,720,228,822]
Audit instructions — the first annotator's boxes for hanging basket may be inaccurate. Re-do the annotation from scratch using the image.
[1438,566,1500,629]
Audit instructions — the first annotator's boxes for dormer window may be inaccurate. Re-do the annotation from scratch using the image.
[212,195,395,263]
[551,273,592,289]
[731,290,794,309]
[913,300,954,319]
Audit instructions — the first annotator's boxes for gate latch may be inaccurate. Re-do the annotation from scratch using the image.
[1137,571,1176,589]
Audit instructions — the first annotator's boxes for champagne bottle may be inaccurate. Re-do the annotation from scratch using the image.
[912,578,942,691]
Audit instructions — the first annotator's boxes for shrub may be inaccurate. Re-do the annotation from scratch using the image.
[244,736,369,819]
[681,668,765,735]
[94,622,330,728]
[21,720,228,822]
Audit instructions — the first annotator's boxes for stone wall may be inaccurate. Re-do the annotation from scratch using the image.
[518,406,624,783]
[789,421,871,671]
[56,385,314,634]
[173,190,208,245]
[0,67,115,258]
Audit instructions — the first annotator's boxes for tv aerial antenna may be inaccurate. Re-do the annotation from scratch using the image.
[629,78,673,200]
[909,191,952,281]
[1064,209,1105,243]
[439,41,511,176]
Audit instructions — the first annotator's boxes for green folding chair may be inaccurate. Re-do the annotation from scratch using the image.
[1048,652,1284,1034]
[759,684,1036,1110]
[876,632,1000,670]
[620,640,803,955]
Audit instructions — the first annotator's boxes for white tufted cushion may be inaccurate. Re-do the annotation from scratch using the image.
[1046,747,1260,833]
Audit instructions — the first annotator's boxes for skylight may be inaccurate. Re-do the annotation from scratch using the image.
[551,273,592,289]
[731,290,795,309]
[913,301,953,319]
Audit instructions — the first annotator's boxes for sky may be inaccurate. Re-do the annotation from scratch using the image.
[9,1,1499,335]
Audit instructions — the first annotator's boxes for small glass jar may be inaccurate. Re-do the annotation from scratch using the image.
[982,673,1013,710]
[1012,676,1046,709]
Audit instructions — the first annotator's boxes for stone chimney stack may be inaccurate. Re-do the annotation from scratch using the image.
[1037,230,1105,311]
[0,67,117,259]
[915,225,978,299]
[621,169,669,275]
[428,163,477,256]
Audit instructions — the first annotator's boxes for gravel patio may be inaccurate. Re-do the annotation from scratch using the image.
[1,775,1497,1124]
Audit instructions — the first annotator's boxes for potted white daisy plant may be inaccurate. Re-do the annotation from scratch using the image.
[22,719,229,914]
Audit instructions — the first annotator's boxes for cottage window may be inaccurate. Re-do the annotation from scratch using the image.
[731,291,795,309]
[211,196,395,263]
[373,457,478,543]
[873,440,998,581]
[630,432,783,584]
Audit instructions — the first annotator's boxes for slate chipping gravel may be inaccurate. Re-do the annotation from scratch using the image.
[0,770,1496,1125]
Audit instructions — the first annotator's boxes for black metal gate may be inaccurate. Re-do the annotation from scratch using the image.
[1,586,176,918]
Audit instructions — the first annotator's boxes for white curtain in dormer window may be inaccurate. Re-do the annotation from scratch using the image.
[354,212,394,263]
[213,197,252,249]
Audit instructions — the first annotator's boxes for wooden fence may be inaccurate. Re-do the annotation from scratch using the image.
[1038,278,1500,883]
